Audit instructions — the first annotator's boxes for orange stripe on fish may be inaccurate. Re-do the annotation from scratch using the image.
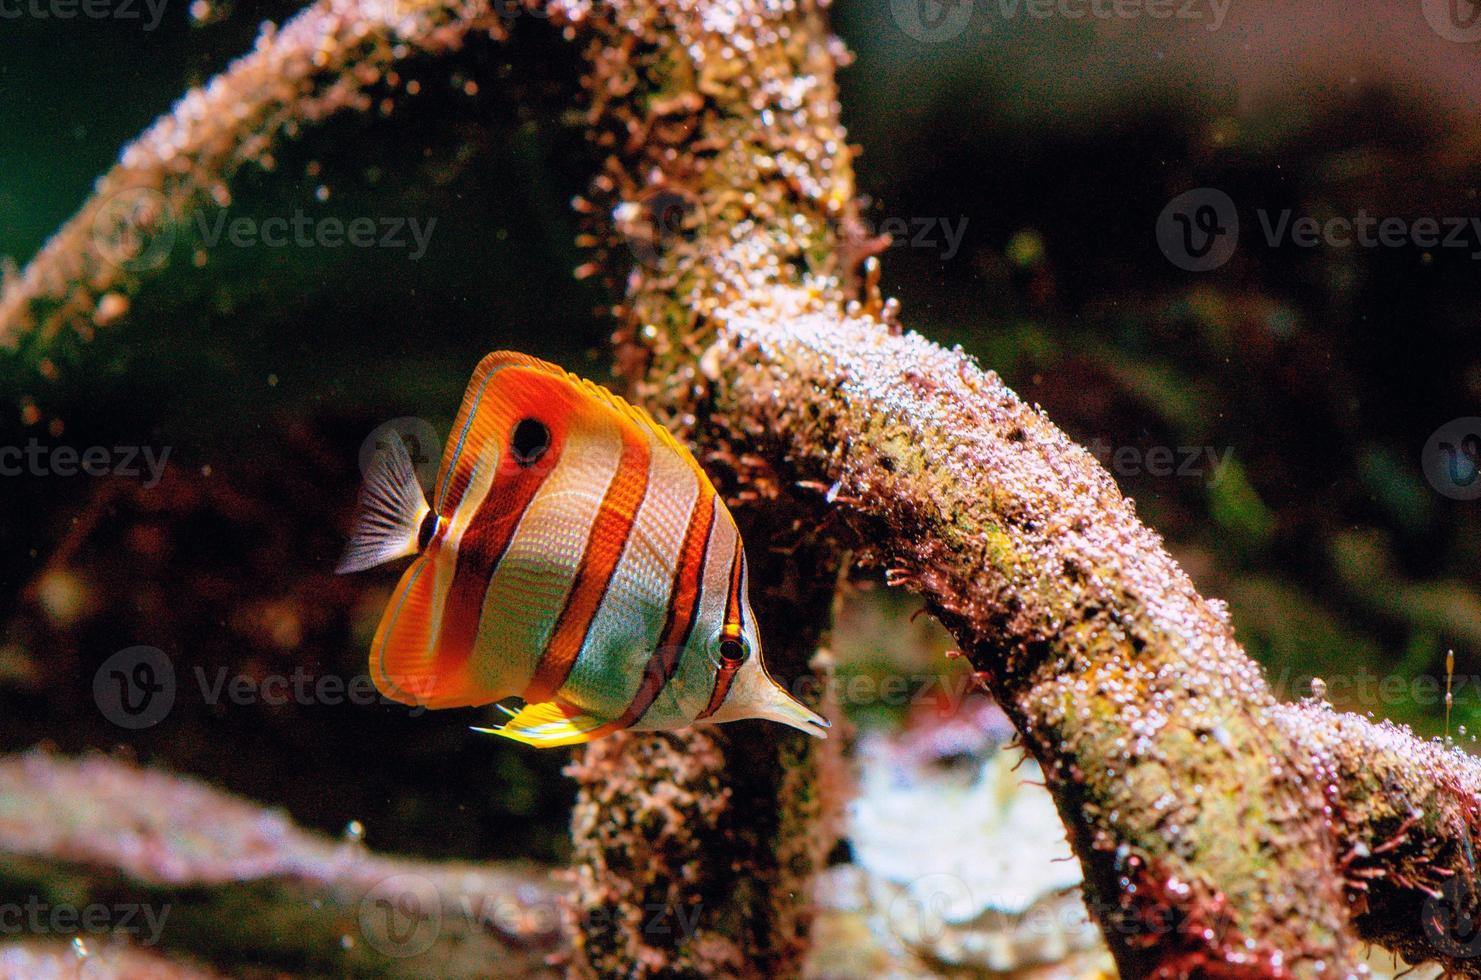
[432,423,563,693]
[521,416,652,704]
[379,364,581,707]
[584,490,718,739]
[369,552,441,705]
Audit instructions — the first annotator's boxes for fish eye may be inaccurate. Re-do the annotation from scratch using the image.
[718,636,749,665]
[510,418,550,467]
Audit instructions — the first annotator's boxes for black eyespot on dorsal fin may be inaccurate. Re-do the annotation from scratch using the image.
[511,418,550,467]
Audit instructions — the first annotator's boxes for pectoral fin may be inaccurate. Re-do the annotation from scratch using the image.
[472,699,611,747]
[338,431,431,574]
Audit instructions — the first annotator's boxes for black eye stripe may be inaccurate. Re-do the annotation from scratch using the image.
[510,418,550,467]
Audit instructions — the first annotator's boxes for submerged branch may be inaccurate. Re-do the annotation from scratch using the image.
[2,0,1481,974]
[0,750,566,977]
[1272,704,1481,975]
[0,0,508,362]
[694,309,1358,974]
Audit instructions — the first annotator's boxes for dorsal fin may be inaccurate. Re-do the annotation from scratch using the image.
[434,352,714,511]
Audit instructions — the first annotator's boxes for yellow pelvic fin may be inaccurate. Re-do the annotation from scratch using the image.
[471,699,609,748]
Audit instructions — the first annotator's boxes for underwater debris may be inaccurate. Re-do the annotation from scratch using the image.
[846,703,1104,973]
[0,750,566,978]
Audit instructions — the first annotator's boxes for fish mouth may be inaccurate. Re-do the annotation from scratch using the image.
[772,693,831,739]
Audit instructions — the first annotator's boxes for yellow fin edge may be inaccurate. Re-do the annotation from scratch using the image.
[472,700,609,748]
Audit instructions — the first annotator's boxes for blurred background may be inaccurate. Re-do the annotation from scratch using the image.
[0,0,1478,975]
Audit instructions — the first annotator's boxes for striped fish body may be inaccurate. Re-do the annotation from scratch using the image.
[338,351,828,747]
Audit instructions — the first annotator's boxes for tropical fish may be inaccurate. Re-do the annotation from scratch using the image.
[338,351,829,747]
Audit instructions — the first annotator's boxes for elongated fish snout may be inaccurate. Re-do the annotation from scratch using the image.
[753,691,831,739]
[705,658,831,739]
